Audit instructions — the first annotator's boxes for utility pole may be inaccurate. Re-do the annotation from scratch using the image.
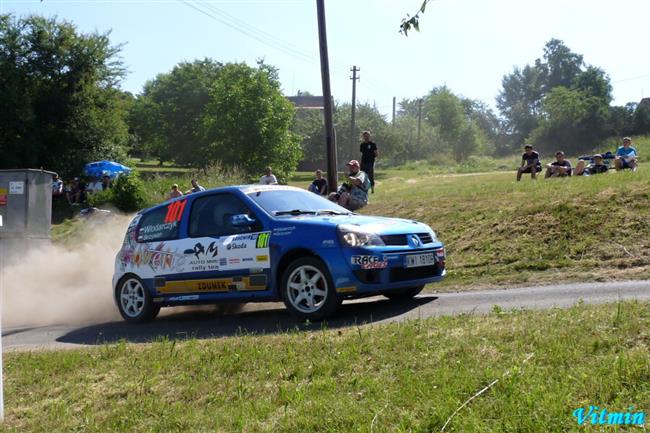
[392,96,396,125]
[417,98,423,147]
[316,0,337,193]
[350,66,360,152]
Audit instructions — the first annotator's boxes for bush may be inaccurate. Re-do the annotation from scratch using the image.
[86,189,113,208]
[110,173,149,212]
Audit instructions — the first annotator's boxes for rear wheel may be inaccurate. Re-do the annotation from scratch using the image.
[383,285,425,301]
[281,257,341,320]
[116,276,160,323]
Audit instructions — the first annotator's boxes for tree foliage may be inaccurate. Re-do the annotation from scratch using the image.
[0,14,129,177]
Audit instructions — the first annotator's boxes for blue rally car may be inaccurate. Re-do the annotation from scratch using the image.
[113,185,445,322]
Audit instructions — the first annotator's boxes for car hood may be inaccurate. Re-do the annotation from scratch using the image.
[275,214,433,235]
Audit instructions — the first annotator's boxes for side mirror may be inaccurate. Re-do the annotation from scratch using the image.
[230,214,256,227]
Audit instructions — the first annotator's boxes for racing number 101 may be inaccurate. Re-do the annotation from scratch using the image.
[165,199,187,224]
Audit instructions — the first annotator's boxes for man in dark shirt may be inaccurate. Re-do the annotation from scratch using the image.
[545,151,572,178]
[517,144,541,181]
[574,154,609,176]
[308,169,328,195]
[359,131,378,193]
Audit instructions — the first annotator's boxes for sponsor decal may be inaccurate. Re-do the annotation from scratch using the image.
[191,241,218,259]
[219,258,228,266]
[256,255,268,262]
[125,242,182,272]
[159,277,266,294]
[336,286,357,294]
[168,295,200,302]
[0,188,7,206]
[228,258,241,264]
[227,242,247,250]
[242,257,254,262]
[256,232,271,248]
[321,239,335,247]
[351,255,388,270]
[272,226,296,237]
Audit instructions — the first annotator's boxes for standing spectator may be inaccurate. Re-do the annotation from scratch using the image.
[614,137,638,171]
[517,144,542,181]
[52,174,64,198]
[101,174,112,191]
[359,131,378,193]
[308,169,328,195]
[67,177,87,204]
[186,179,206,194]
[328,160,370,211]
[259,167,278,185]
[169,184,183,199]
[545,151,572,178]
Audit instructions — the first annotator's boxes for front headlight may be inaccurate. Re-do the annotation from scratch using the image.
[337,224,385,247]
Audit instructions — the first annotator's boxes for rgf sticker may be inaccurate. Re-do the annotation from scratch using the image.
[165,199,187,224]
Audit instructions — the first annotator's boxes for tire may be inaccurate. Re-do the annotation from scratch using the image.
[116,275,160,323]
[280,257,341,320]
[383,285,425,301]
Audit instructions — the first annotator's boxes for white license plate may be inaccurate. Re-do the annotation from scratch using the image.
[405,253,436,268]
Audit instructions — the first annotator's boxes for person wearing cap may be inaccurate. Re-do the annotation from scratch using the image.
[259,167,278,185]
[574,154,609,176]
[517,144,542,181]
[614,137,638,171]
[328,160,371,211]
[359,131,378,193]
[545,151,572,178]
[168,184,183,199]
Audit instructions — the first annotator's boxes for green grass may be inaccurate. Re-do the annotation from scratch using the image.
[1,301,648,432]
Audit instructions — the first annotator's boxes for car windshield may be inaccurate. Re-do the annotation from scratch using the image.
[248,190,352,216]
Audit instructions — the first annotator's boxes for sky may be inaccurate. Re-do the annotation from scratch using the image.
[2,0,650,117]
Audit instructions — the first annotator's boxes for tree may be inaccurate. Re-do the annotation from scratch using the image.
[130,59,223,165]
[202,62,301,180]
[633,98,650,135]
[0,14,129,177]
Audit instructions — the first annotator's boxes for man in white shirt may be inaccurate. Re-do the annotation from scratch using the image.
[259,167,278,185]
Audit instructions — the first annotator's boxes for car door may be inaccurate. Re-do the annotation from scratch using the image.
[158,192,272,297]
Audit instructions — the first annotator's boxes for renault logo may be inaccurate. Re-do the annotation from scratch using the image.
[411,235,421,246]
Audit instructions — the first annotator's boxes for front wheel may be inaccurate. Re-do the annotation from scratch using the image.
[116,275,160,323]
[383,285,425,301]
[281,257,341,320]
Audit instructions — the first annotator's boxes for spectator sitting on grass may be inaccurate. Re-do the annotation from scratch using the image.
[186,179,205,194]
[87,176,103,194]
[574,154,609,176]
[328,160,370,211]
[260,167,278,185]
[169,184,183,199]
[614,137,638,171]
[545,151,572,178]
[517,144,542,181]
[308,169,328,195]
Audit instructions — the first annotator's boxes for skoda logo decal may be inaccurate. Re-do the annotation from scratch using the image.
[411,235,421,246]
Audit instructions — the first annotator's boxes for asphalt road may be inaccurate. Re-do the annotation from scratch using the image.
[3,280,650,351]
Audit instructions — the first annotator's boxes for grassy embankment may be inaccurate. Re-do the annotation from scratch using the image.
[1,301,648,432]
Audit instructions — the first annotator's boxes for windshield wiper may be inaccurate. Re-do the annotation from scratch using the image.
[274,209,317,216]
[315,209,351,216]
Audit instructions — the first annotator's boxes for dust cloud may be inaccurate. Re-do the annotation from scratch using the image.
[1,213,133,327]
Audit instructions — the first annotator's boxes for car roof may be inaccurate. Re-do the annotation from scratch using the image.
[140,184,305,215]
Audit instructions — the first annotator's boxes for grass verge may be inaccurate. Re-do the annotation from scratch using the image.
[1,301,648,432]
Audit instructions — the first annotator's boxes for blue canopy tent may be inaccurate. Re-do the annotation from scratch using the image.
[83,161,132,179]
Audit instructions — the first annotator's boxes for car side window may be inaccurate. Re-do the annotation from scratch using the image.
[137,199,186,243]
[189,194,261,238]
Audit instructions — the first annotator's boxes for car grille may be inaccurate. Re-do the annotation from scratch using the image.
[380,233,433,246]
[380,234,407,245]
[390,265,440,282]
